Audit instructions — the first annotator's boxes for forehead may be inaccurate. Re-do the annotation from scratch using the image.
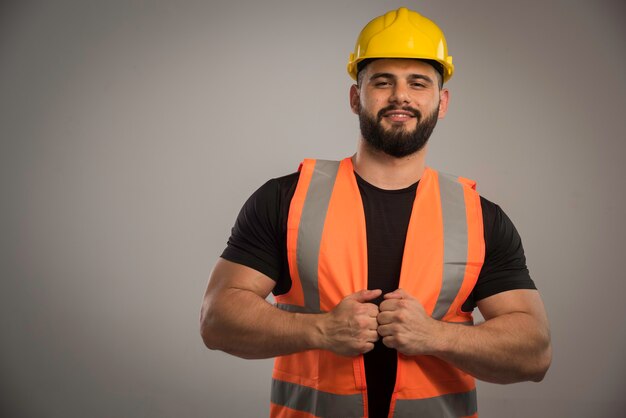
[362,58,437,79]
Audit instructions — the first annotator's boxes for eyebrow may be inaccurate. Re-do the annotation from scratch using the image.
[369,72,434,84]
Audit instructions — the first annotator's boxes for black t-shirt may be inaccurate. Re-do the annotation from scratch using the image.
[221,170,535,418]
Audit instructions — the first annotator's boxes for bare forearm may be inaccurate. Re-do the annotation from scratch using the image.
[433,312,552,384]
[200,288,322,359]
[200,260,382,359]
[200,289,319,358]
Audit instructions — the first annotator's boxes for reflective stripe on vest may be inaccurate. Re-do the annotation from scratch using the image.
[272,158,484,418]
[433,172,470,320]
[270,381,477,418]
[271,379,364,418]
[278,159,341,314]
[393,389,478,417]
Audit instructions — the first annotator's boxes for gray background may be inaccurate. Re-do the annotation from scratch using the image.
[1,0,625,417]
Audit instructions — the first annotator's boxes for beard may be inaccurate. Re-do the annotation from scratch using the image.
[358,103,440,158]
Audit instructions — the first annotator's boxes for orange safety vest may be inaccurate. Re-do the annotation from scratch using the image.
[270,158,485,418]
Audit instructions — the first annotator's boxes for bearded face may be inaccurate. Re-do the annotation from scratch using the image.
[358,103,440,158]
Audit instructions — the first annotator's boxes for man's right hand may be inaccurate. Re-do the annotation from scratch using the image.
[318,289,382,357]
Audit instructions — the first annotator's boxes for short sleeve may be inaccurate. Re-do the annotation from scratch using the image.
[220,179,283,282]
[462,197,537,311]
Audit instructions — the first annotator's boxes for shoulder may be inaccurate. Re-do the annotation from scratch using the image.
[220,171,299,283]
[242,172,300,213]
[479,195,499,233]
[428,169,502,229]
[274,171,300,201]
[457,193,536,310]
[232,171,300,240]
[479,196,522,251]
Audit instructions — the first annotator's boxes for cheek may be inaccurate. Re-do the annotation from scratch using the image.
[361,97,386,115]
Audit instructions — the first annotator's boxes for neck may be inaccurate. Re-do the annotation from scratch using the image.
[352,139,427,190]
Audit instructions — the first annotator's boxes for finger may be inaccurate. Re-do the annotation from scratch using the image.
[379,299,401,312]
[377,323,394,337]
[381,336,397,349]
[384,288,408,299]
[376,312,394,325]
[362,341,375,354]
[348,289,382,303]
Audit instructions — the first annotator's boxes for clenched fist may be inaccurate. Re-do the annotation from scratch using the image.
[320,289,382,357]
[377,289,442,356]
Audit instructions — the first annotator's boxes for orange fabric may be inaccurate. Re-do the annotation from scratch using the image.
[271,403,318,418]
[395,356,475,399]
[272,158,484,418]
[452,180,485,319]
[399,168,445,313]
[317,350,361,394]
[272,350,319,388]
[279,159,316,309]
[318,158,368,312]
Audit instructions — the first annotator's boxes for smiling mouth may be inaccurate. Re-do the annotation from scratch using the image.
[384,112,414,122]
[378,107,420,123]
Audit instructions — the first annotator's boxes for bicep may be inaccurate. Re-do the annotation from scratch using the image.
[204,257,276,303]
[466,200,536,310]
[200,258,278,353]
[477,289,548,326]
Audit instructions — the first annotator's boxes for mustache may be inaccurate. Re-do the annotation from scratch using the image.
[376,105,421,121]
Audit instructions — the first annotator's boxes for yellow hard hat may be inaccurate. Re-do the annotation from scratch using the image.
[347,7,454,83]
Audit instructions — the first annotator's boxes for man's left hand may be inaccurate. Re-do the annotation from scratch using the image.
[377,289,441,356]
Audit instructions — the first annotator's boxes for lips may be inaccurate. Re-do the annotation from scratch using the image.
[378,107,420,122]
[384,111,414,121]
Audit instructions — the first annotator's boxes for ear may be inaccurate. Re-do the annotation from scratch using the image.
[349,84,361,115]
[437,88,450,119]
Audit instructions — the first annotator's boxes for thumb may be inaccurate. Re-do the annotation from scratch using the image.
[347,289,382,303]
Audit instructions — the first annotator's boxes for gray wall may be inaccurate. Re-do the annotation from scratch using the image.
[2,0,625,417]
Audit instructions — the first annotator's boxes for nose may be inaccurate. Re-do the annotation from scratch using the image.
[390,82,411,105]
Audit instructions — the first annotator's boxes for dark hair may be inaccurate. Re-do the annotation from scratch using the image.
[356,58,444,89]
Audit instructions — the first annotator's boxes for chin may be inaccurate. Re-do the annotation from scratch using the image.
[387,120,417,130]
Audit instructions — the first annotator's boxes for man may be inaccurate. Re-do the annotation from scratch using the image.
[200,7,551,418]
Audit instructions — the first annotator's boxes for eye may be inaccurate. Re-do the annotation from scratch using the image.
[375,81,391,87]
[410,82,426,88]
